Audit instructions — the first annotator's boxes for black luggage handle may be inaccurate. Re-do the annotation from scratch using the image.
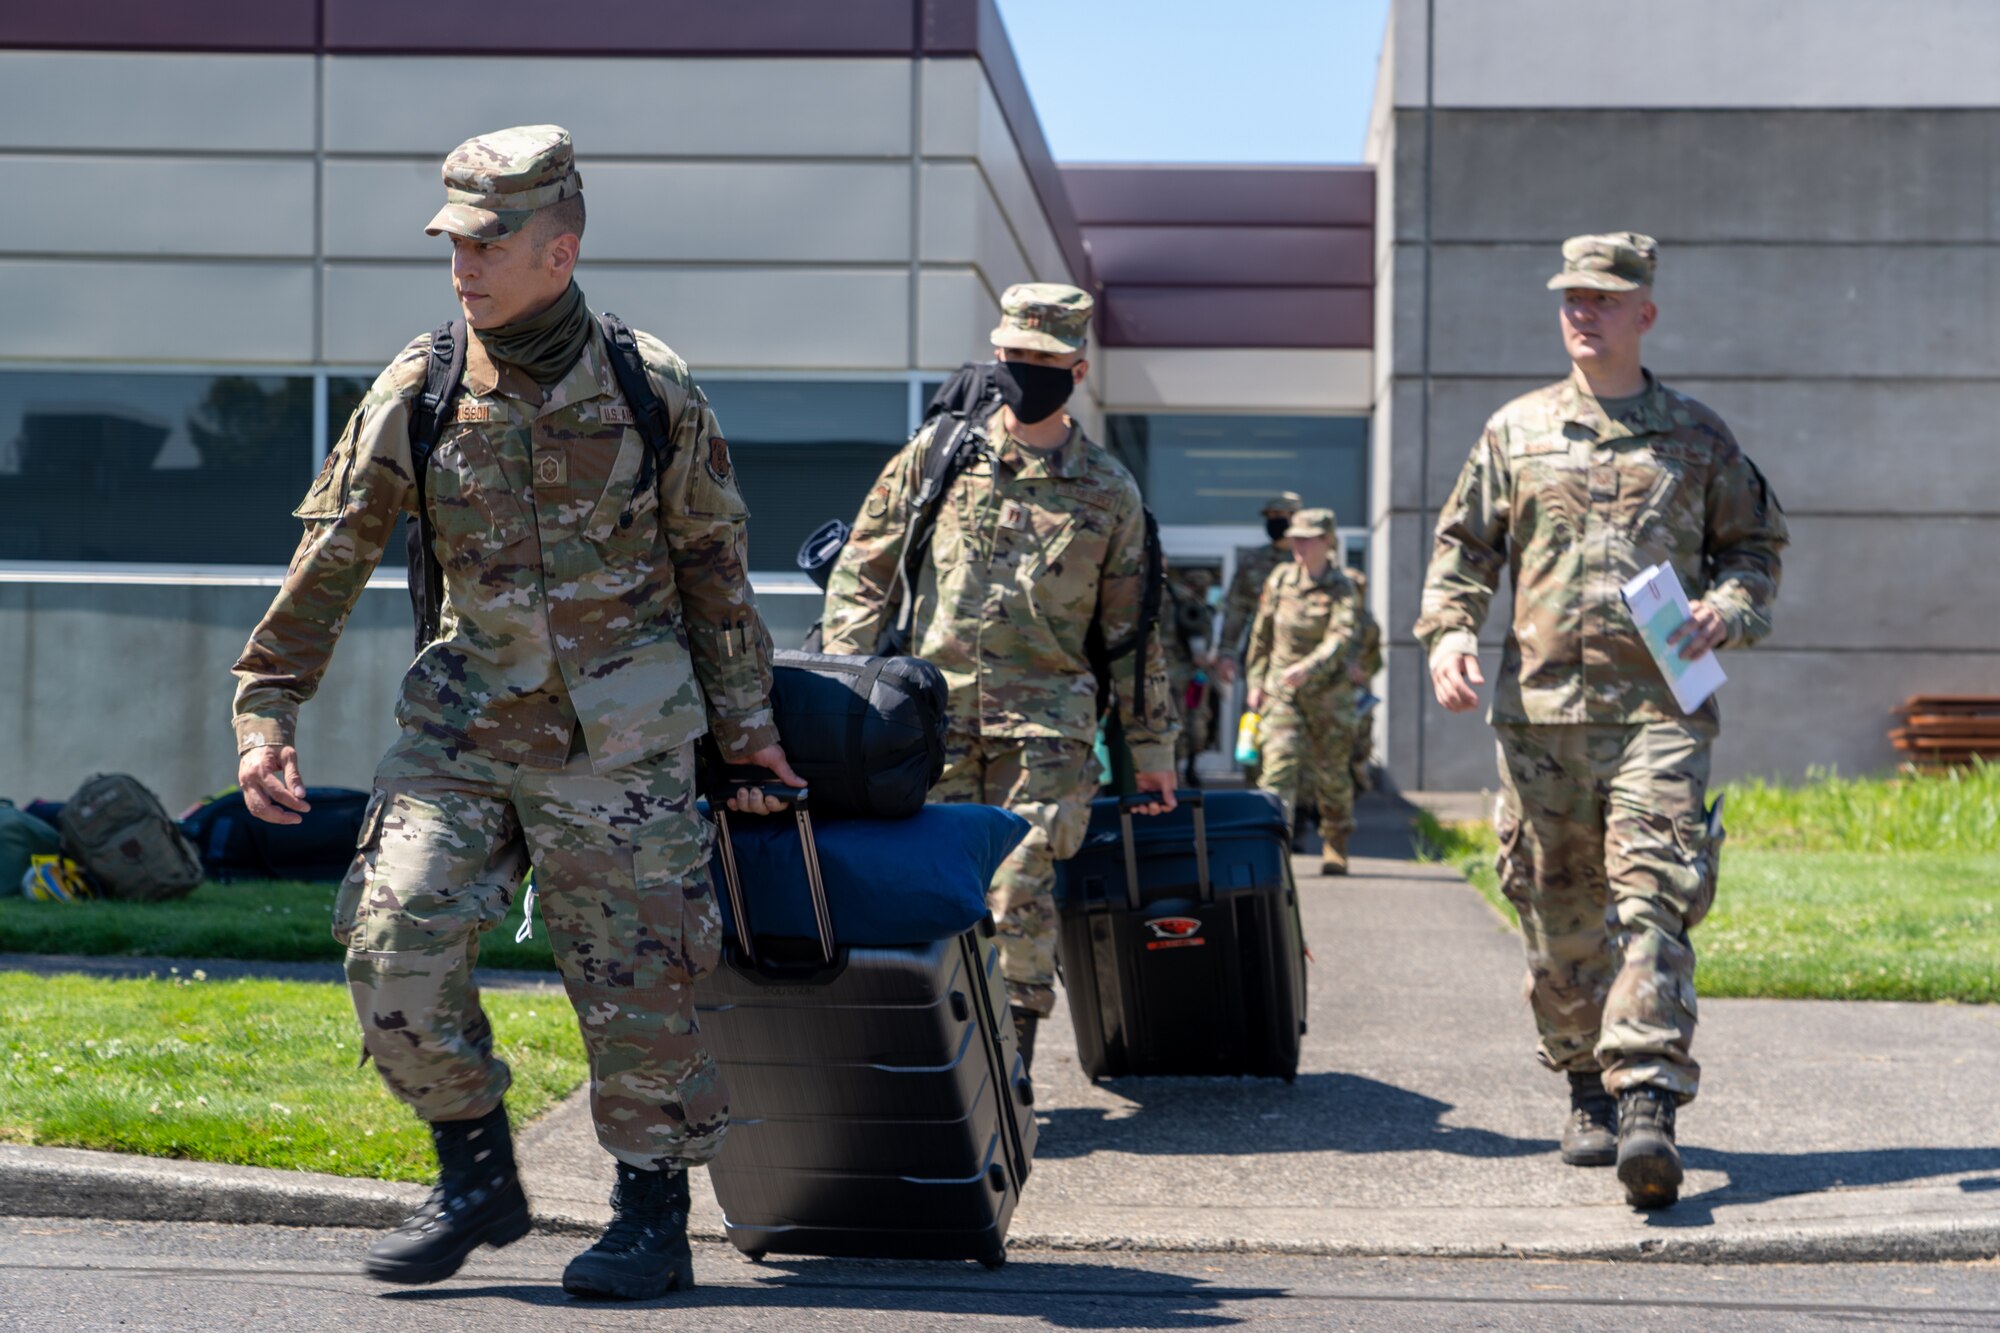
[1116,789,1209,911]
[710,783,835,967]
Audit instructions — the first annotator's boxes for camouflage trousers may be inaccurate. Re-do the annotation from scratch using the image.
[931,729,1097,1018]
[1257,690,1357,839]
[336,728,728,1169]
[1493,719,1720,1104]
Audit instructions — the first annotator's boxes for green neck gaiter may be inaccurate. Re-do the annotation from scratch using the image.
[477,281,591,387]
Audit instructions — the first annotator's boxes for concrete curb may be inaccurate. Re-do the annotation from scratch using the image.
[5,1144,1996,1264]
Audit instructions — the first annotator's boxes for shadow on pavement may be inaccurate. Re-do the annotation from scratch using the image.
[379,1258,1276,1328]
[1645,1145,2000,1228]
[1034,1071,1554,1161]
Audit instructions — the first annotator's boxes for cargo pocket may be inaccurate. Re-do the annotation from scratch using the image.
[331,790,387,947]
[633,836,719,988]
[1683,803,1724,930]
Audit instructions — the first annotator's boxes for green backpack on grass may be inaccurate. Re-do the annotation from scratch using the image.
[59,774,203,903]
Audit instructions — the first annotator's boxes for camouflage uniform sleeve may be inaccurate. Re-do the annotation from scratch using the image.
[819,426,932,657]
[230,339,425,754]
[1357,608,1385,678]
[654,352,779,760]
[1701,426,1789,649]
[1100,484,1179,775]
[1243,572,1278,697]
[1219,561,1262,659]
[1293,583,1364,689]
[1414,423,1511,664]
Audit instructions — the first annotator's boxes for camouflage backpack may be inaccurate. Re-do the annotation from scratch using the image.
[59,773,204,902]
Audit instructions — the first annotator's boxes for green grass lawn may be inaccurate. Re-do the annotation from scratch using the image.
[0,879,557,972]
[0,971,586,1182]
[1414,764,2000,1003]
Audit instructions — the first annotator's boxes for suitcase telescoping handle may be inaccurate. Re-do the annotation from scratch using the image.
[1116,789,1210,911]
[711,783,835,967]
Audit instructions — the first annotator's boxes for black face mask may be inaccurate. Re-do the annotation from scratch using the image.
[1265,517,1291,541]
[996,358,1075,425]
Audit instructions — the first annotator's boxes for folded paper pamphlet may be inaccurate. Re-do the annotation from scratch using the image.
[1619,563,1726,714]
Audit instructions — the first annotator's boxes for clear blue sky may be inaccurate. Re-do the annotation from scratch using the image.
[993,0,1391,164]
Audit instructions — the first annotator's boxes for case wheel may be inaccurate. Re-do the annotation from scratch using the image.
[979,1247,1007,1270]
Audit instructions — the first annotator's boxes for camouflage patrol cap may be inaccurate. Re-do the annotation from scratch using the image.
[1285,506,1337,539]
[1261,491,1304,515]
[990,283,1094,354]
[1547,232,1658,292]
[424,124,583,241]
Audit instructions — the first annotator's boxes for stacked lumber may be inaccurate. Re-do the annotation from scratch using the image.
[1890,696,2000,769]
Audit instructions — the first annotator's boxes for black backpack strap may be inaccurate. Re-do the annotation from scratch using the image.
[1092,506,1166,724]
[405,319,465,654]
[598,312,677,495]
[880,411,986,652]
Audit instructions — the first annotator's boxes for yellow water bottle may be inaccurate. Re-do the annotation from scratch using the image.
[1234,711,1261,766]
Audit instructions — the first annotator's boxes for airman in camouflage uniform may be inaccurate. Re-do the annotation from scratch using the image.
[1244,509,1366,874]
[821,282,1178,1059]
[1219,491,1304,669]
[1415,233,1786,1209]
[232,126,794,1298]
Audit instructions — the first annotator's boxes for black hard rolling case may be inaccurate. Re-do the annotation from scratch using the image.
[1055,789,1307,1081]
[696,788,1036,1268]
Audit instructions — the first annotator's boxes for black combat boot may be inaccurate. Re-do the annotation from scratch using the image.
[364,1102,531,1284]
[1558,1070,1618,1167]
[562,1164,695,1300]
[1011,1006,1040,1075]
[1615,1086,1683,1208]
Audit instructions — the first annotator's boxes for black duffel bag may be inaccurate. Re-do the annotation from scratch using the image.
[181,787,373,883]
[748,651,949,820]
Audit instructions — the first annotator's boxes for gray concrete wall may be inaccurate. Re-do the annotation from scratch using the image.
[1372,9,2000,788]
[0,47,1103,802]
[0,581,823,808]
[0,51,1086,378]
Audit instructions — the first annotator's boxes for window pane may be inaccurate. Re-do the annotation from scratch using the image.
[0,371,315,564]
[702,380,910,573]
[1105,414,1370,530]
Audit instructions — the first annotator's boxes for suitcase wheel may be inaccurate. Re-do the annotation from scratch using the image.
[979,1246,1007,1270]
[743,1249,769,1263]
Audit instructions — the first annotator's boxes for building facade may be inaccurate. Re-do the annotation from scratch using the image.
[7,0,1973,805]
[0,2,1371,804]
[1369,0,1998,788]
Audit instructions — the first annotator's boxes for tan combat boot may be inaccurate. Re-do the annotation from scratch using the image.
[1320,825,1349,876]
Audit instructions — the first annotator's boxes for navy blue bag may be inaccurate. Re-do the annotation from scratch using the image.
[703,801,1028,946]
[181,787,371,883]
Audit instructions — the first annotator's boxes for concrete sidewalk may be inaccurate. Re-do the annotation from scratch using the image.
[5,790,1999,1261]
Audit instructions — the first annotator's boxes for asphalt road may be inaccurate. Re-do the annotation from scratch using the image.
[5,1218,2000,1332]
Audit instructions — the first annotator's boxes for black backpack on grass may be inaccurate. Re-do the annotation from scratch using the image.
[181,787,373,884]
